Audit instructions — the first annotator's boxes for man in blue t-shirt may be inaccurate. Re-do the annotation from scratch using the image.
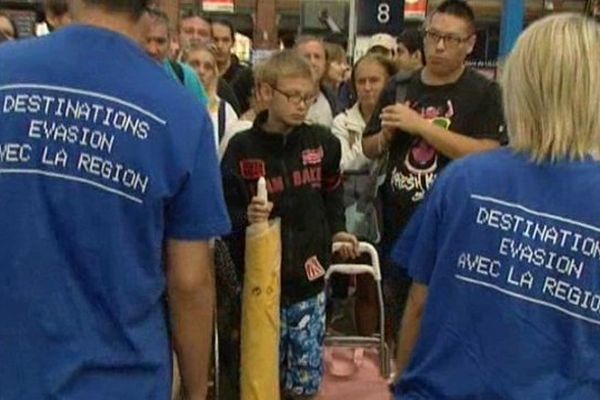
[0,1,231,399]
[390,14,600,400]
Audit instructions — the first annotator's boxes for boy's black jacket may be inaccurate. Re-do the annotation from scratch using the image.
[221,111,345,304]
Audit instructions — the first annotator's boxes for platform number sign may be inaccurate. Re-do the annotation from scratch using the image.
[378,3,391,24]
[357,0,404,36]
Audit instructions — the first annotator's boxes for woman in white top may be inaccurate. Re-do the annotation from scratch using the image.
[184,44,238,150]
[331,53,396,336]
[332,54,397,171]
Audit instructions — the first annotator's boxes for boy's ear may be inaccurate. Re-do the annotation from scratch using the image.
[257,82,273,102]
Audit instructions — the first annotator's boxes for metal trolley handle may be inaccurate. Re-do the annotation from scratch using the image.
[325,241,390,378]
[328,242,382,281]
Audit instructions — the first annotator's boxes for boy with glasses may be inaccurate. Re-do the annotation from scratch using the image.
[221,50,359,400]
[362,0,506,349]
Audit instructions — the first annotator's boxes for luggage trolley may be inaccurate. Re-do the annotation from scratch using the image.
[324,242,390,378]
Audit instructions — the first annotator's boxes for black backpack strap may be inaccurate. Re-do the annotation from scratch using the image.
[394,70,413,103]
[218,99,226,143]
[320,84,341,115]
[169,60,185,84]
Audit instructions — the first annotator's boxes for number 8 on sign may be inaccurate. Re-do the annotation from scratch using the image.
[378,2,391,24]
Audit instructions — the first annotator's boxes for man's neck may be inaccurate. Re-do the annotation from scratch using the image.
[421,64,466,86]
[72,7,143,44]
[218,57,232,77]
[262,113,293,135]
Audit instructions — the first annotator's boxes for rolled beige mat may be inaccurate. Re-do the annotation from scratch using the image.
[240,216,281,400]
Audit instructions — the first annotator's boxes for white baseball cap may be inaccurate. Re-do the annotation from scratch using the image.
[367,33,397,53]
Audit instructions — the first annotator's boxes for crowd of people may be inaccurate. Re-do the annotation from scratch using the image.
[0,0,599,399]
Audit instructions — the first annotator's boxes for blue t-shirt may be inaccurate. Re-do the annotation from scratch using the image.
[393,148,600,399]
[0,26,231,399]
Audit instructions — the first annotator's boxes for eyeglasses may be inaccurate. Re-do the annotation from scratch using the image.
[424,29,472,48]
[272,87,317,107]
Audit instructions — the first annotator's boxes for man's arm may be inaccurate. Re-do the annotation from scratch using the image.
[362,128,393,160]
[394,282,429,380]
[166,240,215,400]
[380,103,500,160]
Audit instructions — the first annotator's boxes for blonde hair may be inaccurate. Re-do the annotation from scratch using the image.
[502,13,600,162]
[252,61,266,85]
[182,43,217,64]
[260,50,314,87]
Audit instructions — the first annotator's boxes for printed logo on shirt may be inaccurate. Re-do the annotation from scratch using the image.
[240,159,266,180]
[0,86,163,205]
[305,256,325,281]
[302,147,324,166]
[389,101,454,203]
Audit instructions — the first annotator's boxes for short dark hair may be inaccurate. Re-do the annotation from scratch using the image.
[324,42,346,63]
[211,18,235,40]
[324,32,348,52]
[81,0,150,19]
[146,8,169,28]
[398,28,422,54]
[44,0,69,17]
[398,28,424,63]
[433,0,476,32]
[178,9,211,33]
[180,9,210,23]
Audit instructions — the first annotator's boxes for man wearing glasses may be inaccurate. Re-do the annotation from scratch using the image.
[362,0,506,351]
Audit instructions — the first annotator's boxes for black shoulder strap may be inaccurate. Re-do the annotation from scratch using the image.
[320,84,340,115]
[218,99,226,142]
[169,60,185,84]
[394,70,413,104]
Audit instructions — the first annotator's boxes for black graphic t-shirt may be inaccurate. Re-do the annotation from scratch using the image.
[364,68,506,255]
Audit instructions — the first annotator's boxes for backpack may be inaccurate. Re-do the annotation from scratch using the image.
[394,71,412,105]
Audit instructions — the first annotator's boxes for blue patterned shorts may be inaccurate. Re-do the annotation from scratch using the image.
[280,292,326,396]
